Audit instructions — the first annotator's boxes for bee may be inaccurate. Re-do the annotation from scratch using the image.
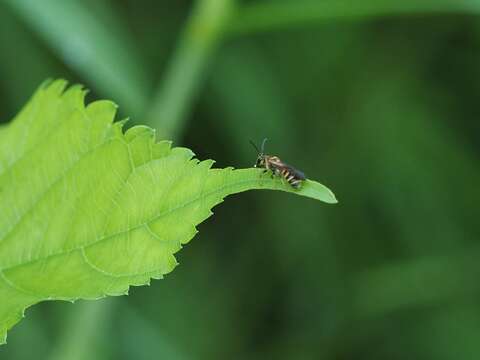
[250,138,306,189]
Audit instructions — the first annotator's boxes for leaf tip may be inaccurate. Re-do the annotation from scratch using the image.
[322,186,338,204]
[300,180,338,204]
[327,194,338,204]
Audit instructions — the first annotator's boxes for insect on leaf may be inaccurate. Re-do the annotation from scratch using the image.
[0,80,336,344]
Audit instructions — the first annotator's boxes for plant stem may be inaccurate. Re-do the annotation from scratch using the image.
[48,300,114,360]
[144,0,236,141]
[228,0,480,35]
[3,0,149,116]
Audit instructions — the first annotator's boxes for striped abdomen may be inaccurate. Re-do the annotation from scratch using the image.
[279,167,305,188]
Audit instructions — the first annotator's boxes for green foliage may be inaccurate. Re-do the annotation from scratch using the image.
[230,0,480,34]
[0,80,336,344]
[146,0,236,139]
[3,0,149,116]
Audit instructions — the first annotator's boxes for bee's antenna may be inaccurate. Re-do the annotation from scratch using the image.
[261,138,268,153]
[249,139,260,154]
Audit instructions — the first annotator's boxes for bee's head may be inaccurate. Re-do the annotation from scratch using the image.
[255,154,266,168]
[250,138,269,168]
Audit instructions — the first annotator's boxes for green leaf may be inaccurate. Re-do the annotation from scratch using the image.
[0,80,336,344]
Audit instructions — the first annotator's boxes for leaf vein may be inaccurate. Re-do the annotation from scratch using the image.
[0,138,121,246]
[1,175,267,273]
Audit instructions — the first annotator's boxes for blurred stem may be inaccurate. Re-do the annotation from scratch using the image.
[48,300,114,360]
[3,0,149,116]
[144,0,236,141]
[120,306,189,360]
[228,0,480,35]
[0,4,57,114]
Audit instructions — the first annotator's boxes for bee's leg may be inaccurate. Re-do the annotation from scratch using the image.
[263,163,272,178]
[271,168,279,179]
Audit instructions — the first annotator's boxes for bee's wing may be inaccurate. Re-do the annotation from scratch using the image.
[284,164,306,180]
[269,157,306,180]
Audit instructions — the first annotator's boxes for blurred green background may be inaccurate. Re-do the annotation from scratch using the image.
[1,0,480,359]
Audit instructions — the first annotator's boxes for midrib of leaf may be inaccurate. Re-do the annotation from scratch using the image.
[0,168,300,274]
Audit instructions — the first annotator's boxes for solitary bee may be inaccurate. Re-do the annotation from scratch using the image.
[250,138,306,189]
